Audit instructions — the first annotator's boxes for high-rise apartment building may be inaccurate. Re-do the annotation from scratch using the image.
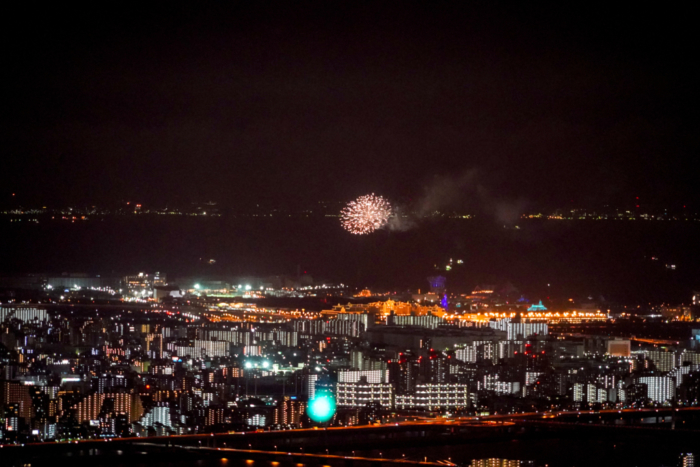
[274,396,306,427]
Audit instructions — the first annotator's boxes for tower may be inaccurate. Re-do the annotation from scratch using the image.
[427,276,446,295]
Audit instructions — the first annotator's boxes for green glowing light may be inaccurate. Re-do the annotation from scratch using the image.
[307,394,336,423]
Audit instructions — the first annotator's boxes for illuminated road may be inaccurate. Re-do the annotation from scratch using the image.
[441,406,700,423]
[550,331,682,346]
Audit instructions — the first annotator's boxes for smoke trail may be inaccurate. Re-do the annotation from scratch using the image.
[385,169,527,231]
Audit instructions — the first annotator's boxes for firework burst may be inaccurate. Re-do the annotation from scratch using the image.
[341,194,392,234]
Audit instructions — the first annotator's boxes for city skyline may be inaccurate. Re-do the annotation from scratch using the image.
[2,2,699,466]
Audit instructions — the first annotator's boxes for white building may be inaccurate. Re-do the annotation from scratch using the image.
[338,370,389,384]
[668,364,699,388]
[389,314,445,329]
[644,350,676,372]
[455,346,477,363]
[479,375,520,395]
[0,307,48,323]
[679,350,700,366]
[139,404,171,428]
[488,319,548,340]
[336,380,393,408]
[394,383,470,410]
[175,340,228,358]
[638,376,676,403]
[307,374,318,400]
[525,371,542,386]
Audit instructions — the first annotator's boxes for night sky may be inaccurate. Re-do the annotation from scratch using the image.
[3,2,698,209]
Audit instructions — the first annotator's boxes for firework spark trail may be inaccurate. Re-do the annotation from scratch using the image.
[341,194,392,234]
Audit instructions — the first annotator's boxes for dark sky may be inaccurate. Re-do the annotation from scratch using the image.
[3,2,698,209]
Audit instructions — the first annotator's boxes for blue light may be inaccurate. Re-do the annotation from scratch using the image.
[527,300,547,311]
[307,393,336,423]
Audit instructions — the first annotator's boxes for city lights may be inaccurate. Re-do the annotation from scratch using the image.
[2,3,698,463]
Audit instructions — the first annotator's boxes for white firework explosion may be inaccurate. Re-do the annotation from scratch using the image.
[340,194,392,234]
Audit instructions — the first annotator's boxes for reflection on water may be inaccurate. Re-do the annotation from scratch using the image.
[469,460,535,467]
[35,436,696,467]
[72,446,696,467]
[349,438,697,467]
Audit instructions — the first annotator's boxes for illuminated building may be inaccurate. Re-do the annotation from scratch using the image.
[479,375,520,395]
[197,328,298,347]
[294,318,363,337]
[338,370,389,384]
[307,374,318,400]
[394,383,470,410]
[46,274,119,290]
[606,339,631,357]
[4,404,20,432]
[655,305,692,319]
[680,453,695,467]
[206,407,225,426]
[72,392,143,423]
[388,313,445,329]
[471,284,495,295]
[0,306,48,323]
[274,396,306,427]
[365,327,505,352]
[94,374,127,393]
[425,351,449,383]
[638,376,676,403]
[643,350,676,372]
[525,371,542,386]
[145,333,164,358]
[351,349,365,370]
[451,309,608,325]
[474,341,498,363]
[498,340,525,359]
[122,272,166,299]
[139,403,172,429]
[322,300,445,321]
[583,381,620,404]
[527,300,547,312]
[0,381,34,422]
[455,346,477,363]
[388,353,420,394]
[336,312,374,331]
[246,414,266,426]
[243,345,262,356]
[668,365,699,388]
[175,340,228,358]
[336,377,393,408]
[680,350,700,365]
[488,319,548,340]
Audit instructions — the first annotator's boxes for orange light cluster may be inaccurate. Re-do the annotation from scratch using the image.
[448,310,608,323]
